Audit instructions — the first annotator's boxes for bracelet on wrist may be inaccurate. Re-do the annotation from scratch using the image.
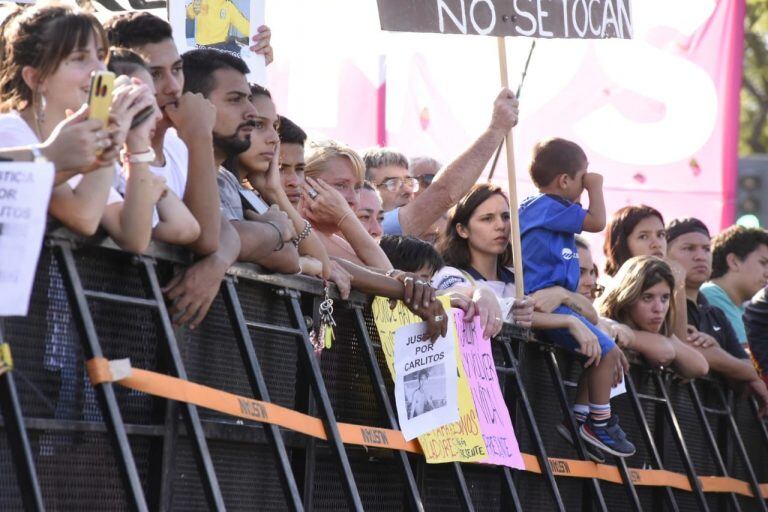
[120,148,155,165]
[336,210,353,228]
[264,220,285,251]
[30,145,47,163]
[292,219,312,247]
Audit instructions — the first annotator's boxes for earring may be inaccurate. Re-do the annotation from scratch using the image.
[35,93,46,124]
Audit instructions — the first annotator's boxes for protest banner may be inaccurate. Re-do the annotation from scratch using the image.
[0,162,55,316]
[454,309,524,469]
[377,0,632,298]
[168,0,266,84]
[376,0,633,40]
[372,297,486,463]
[394,321,459,440]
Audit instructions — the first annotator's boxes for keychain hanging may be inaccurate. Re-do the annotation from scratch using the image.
[310,281,336,356]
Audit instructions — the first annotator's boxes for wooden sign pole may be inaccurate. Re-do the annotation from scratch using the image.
[496,37,525,299]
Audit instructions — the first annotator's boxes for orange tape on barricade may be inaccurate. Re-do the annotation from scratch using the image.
[86,358,422,454]
[86,358,768,499]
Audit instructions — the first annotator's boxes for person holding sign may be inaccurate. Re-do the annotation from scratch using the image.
[380,89,519,240]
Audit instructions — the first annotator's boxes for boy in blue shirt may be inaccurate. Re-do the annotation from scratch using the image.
[519,138,635,457]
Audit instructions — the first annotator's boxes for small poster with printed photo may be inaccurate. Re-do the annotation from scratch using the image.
[168,0,266,84]
[394,320,459,440]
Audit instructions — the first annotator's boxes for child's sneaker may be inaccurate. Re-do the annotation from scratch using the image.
[556,420,605,463]
[580,414,636,457]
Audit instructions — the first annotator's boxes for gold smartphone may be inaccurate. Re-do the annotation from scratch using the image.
[87,71,115,126]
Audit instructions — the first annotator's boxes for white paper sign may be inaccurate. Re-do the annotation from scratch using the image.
[394,321,459,440]
[610,372,627,398]
[169,0,267,85]
[0,162,54,316]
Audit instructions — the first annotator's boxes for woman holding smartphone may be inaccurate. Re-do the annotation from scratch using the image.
[0,3,165,253]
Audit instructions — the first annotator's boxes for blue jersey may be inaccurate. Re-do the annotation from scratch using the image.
[519,193,587,294]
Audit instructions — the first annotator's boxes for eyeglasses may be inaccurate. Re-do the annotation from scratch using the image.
[415,173,436,188]
[377,177,420,193]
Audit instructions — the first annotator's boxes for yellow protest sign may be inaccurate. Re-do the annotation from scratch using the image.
[371,297,486,463]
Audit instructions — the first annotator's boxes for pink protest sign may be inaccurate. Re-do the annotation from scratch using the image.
[454,309,524,469]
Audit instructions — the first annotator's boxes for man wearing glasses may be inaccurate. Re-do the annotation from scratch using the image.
[364,89,519,239]
[363,149,416,211]
[409,156,440,198]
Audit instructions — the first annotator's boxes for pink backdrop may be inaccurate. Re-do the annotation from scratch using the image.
[265,0,744,253]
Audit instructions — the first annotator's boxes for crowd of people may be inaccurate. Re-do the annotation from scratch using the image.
[2,2,768,464]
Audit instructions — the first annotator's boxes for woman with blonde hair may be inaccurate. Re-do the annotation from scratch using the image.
[597,256,708,378]
[300,140,391,269]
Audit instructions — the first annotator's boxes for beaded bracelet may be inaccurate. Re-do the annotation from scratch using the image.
[292,219,312,247]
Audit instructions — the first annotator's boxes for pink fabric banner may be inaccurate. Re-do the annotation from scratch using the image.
[383,0,745,237]
[264,1,744,241]
[454,309,524,469]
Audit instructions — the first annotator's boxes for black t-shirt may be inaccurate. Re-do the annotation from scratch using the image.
[687,293,748,359]
[744,286,768,376]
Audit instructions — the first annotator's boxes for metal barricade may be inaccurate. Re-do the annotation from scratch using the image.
[1,232,768,511]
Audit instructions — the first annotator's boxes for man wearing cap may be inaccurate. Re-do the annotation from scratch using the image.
[667,218,768,415]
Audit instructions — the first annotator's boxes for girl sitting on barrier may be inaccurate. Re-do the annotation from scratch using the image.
[597,256,709,378]
[0,3,163,253]
[603,207,709,378]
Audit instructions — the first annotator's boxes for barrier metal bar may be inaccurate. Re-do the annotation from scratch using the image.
[0,369,45,512]
[498,340,566,512]
[749,396,768,447]
[450,464,475,512]
[349,306,425,512]
[623,368,679,511]
[284,290,365,511]
[687,381,742,511]
[138,256,226,511]
[52,241,148,512]
[221,277,304,512]
[542,348,610,512]
[652,372,710,511]
[710,383,767,511]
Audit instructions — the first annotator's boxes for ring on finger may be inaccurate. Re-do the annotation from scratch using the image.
[403,276,414,284]
[307,187,319,200]
[433,314,444,322]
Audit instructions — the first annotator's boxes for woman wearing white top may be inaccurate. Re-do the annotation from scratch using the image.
[0,3,165,253]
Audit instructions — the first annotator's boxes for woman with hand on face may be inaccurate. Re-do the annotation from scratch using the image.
[229,84,356,297]
[300,140,392,270]
[597,256,709,379]
[0,3,163,253]
[603,206,708,376]
[107,48,200,246]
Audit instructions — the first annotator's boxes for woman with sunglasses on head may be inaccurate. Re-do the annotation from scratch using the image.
[0,2,163,253]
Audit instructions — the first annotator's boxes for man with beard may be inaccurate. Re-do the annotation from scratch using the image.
[105,12,275,329]
[181,48,298,272]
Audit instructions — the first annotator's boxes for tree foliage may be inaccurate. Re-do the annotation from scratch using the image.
[742,0,768,155]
